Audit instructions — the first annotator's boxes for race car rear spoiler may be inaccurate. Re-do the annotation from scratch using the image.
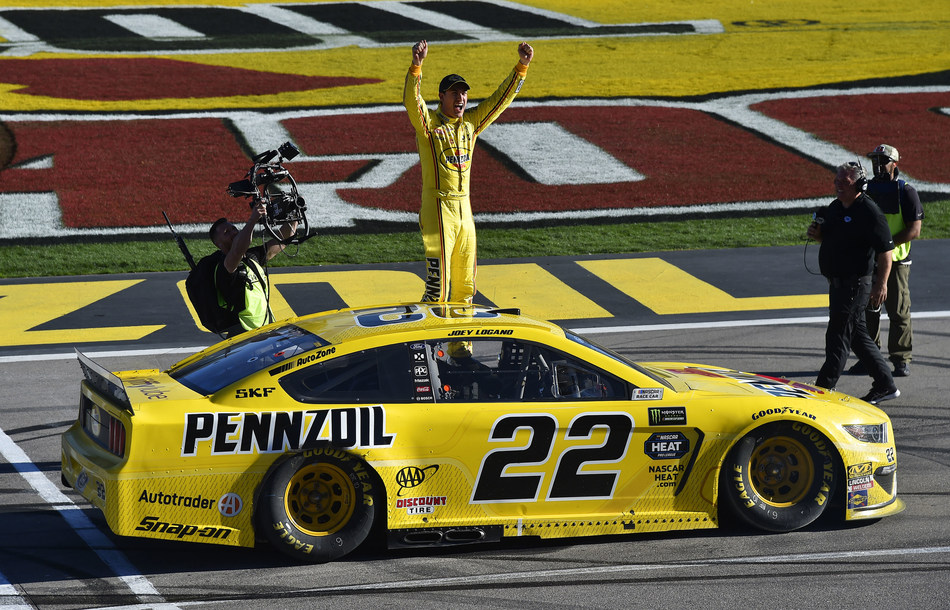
[75,349,133,414]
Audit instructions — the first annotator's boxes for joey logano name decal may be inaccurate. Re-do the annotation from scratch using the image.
[181,405,395,456]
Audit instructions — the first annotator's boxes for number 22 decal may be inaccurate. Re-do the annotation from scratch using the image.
[471,412,633,503]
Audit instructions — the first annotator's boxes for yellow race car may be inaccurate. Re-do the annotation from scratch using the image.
[61,303,903,562]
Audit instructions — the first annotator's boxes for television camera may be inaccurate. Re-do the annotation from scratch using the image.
[227,141,310,244]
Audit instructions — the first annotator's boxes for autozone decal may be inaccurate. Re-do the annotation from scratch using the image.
[181,405,395,456]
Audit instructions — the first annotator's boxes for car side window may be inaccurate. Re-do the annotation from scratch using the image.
[280,345,412,403]
[429,339,625,402]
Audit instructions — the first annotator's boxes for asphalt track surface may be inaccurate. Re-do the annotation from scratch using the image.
[2,242,949,609]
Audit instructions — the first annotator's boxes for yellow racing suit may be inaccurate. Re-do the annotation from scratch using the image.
[404,62,528,303]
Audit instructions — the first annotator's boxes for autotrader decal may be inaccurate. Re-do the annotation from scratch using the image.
[138,489,216,510]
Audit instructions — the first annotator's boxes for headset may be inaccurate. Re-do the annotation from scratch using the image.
[847,160,868,192]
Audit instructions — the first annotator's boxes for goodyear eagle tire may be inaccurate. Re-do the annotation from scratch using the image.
[259,447,377,563]
[721,422,837,532]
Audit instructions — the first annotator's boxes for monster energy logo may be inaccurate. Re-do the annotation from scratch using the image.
[648,407,687,426]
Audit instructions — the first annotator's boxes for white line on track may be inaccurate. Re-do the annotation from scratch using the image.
[310,545,950,594]
[0,570,31,610]
[0,428,176,608]
[0,346,207,364]
[132,544,950,603]
[573,310,950,335]
[2,310,950,364]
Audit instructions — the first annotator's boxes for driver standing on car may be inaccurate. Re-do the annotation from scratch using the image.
[404,39,533,308]
[209,202,297,336]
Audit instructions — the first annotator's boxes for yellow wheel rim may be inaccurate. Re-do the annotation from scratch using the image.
[748,435,816,507]
[284,462,356,537]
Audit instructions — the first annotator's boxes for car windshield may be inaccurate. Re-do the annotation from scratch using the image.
[566,330,674,390]
[170,325,327,396]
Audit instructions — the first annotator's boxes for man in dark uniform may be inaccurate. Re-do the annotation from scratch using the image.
[850,144,923,377]
[807,161,899,404]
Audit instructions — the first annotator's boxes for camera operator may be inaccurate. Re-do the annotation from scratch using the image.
[208,201,297,336]
[807,161,899,405]
[848,144,923,378]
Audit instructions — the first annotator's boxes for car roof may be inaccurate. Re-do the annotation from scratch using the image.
[291,303,566,344]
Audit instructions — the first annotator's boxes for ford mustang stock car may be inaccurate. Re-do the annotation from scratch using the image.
[61,303,903,562]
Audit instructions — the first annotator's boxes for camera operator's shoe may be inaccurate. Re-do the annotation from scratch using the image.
[860,385,900,405]
[847,361,867,375]
[893,362,910,377]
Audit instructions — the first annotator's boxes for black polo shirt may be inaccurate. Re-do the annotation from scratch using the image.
[817,193,894,278]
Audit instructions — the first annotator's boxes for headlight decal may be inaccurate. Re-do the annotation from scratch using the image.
[842,423,888,443]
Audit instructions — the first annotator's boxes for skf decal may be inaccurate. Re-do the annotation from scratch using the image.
[181,405,395,456]
[395,465,440,497]
[235,387,276,399]
[648,406,686,425]
[136,516,234,540]
[395,496,447,515]
[644,432,689,460]
[632,388,663,401]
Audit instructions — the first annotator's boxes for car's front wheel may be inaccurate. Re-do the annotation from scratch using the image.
[721,421,837,532]
[259,447,378,562]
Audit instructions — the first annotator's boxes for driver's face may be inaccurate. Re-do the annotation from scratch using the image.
[439,85,468,118]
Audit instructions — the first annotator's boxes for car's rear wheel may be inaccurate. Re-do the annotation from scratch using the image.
[721,422,837,532]
[259,448,377,562]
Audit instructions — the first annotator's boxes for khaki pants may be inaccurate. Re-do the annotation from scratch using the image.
[866,262,912,365]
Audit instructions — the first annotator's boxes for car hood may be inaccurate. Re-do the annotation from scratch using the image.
[642,362,879,413]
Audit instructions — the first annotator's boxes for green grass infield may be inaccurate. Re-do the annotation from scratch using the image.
[2,200,947,279]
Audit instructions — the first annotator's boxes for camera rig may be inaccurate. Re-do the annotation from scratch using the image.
[227,141,310,245]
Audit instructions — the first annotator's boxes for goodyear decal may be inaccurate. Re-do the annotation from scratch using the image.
[751,406,817,422]
[181,405,395,456]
